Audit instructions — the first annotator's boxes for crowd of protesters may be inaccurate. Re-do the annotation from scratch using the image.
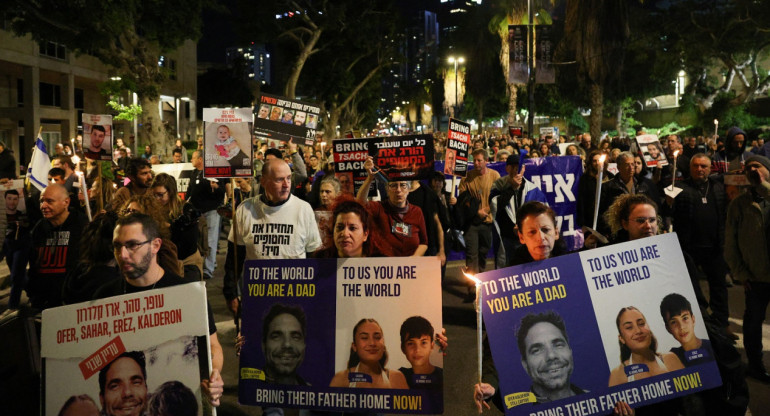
[0,124,767,415]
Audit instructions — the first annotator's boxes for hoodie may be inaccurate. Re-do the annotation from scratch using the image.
[712,126,753,174]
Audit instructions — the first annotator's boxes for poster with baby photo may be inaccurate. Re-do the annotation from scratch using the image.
[203,108,253,178]
[82,114,113,161]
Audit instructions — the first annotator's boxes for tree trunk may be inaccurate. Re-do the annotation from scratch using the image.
[507,83,518,127]
[139,95,168,159]
[284,28,323,99]
[615,103,623,137]
[477,101,485,133]
[325,108,340,140]
[590,83,603,144]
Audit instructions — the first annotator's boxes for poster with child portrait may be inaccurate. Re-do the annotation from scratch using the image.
[41,283,213,416]
[478,234,721,416]
[203,107,253,178]
[82,114,113,161]
[238,257,443,413]
[636,134,669,168]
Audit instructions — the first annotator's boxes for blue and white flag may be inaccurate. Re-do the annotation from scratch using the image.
[28,135,50,191]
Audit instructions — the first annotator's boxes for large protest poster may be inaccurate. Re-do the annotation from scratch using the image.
[445,118,471,177]
[368,134,435,181]
[203,108,253,178]
[333,138,370,197]
[478,234,721,416]
[636,134,668,168]
[82,114,113,161]
[151,162,195,200]
[524,155,583,251]
[41,282,213,416]
[255,93,321,146]
[238,257,443,413]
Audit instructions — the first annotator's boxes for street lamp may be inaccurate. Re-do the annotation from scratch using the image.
[448,56,465,117]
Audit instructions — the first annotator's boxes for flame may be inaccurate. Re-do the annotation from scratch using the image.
[71,155,81,166]
[714,119,718,125]
[598,154,607,164]
[674,150,680,157]
[463,269,481,285]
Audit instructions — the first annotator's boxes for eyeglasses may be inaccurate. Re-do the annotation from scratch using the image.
[631,217,657,225]
[387,183,409,190]
[153,191,168,199]
[113,239,152,253]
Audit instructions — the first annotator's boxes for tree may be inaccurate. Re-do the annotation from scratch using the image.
[657,0,770,112]
[240,0,399,138]
[562,0,630,142]
[3,0,207,156]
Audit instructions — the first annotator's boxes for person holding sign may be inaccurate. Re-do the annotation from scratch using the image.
[329,318,409,389]
[608,306,684,386]
[510,201,567,265]
[357,157,427,257]
[315,198,379,258]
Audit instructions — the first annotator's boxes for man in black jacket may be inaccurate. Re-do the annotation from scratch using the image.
[673,153,732,337]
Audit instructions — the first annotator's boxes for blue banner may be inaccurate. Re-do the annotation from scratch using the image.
[477,234,721,415]
[437,155,584,260]
[239,257,443,413]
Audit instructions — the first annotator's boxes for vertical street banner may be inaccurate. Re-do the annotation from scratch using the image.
[368,134,435,181]
[151,163,195,200]
[535,25,555,84]
[508,25,528,84]
[636,134,668,168]
[41,283,213,416]
[255,93,321,146]
[523,156,583,251]
[82,114,113,161]
[203,107,254,178]
[478,234,721,416]
[445,118,471,177]
[333,138,371,197]
[238,257,443,413]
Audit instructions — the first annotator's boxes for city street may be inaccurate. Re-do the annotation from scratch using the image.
[2,236,770,415]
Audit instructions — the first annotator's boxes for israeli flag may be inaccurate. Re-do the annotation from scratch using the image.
[28,136,50,191]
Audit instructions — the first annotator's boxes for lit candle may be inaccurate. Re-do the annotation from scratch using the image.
[671,150,680,191]
[713,119,719,138]
[464,270,483,384]
[70,138,75,153]
[592,154,607,230]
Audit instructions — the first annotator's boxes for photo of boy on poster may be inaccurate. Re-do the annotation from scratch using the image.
[398,316,444,390]
[83,118,113,161]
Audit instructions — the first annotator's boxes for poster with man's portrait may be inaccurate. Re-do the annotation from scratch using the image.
[239,257,443,414]
[82,114,113,161]
[41,283,213,416]
[202,107,253,178]
[0,179,28,239]
[478,234,721,416]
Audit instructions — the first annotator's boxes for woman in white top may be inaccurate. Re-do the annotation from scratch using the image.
[608,306,684,386]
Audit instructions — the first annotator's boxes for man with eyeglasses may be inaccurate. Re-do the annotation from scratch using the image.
[26,184,88,310]
[725,155,770,382]
[357,157,427,257]
[93,213,225,407]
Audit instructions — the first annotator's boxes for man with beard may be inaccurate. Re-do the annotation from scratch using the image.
[517,311,583,403]
[93,214,225,407]
[112,158,153,210]
[26,184,88,310]
[261,304,308,385]
[98,351,148,416]
[85,125,110,160]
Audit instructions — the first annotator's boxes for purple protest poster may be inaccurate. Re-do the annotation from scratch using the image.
[238,257,443,413]
[478,234,721,416]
